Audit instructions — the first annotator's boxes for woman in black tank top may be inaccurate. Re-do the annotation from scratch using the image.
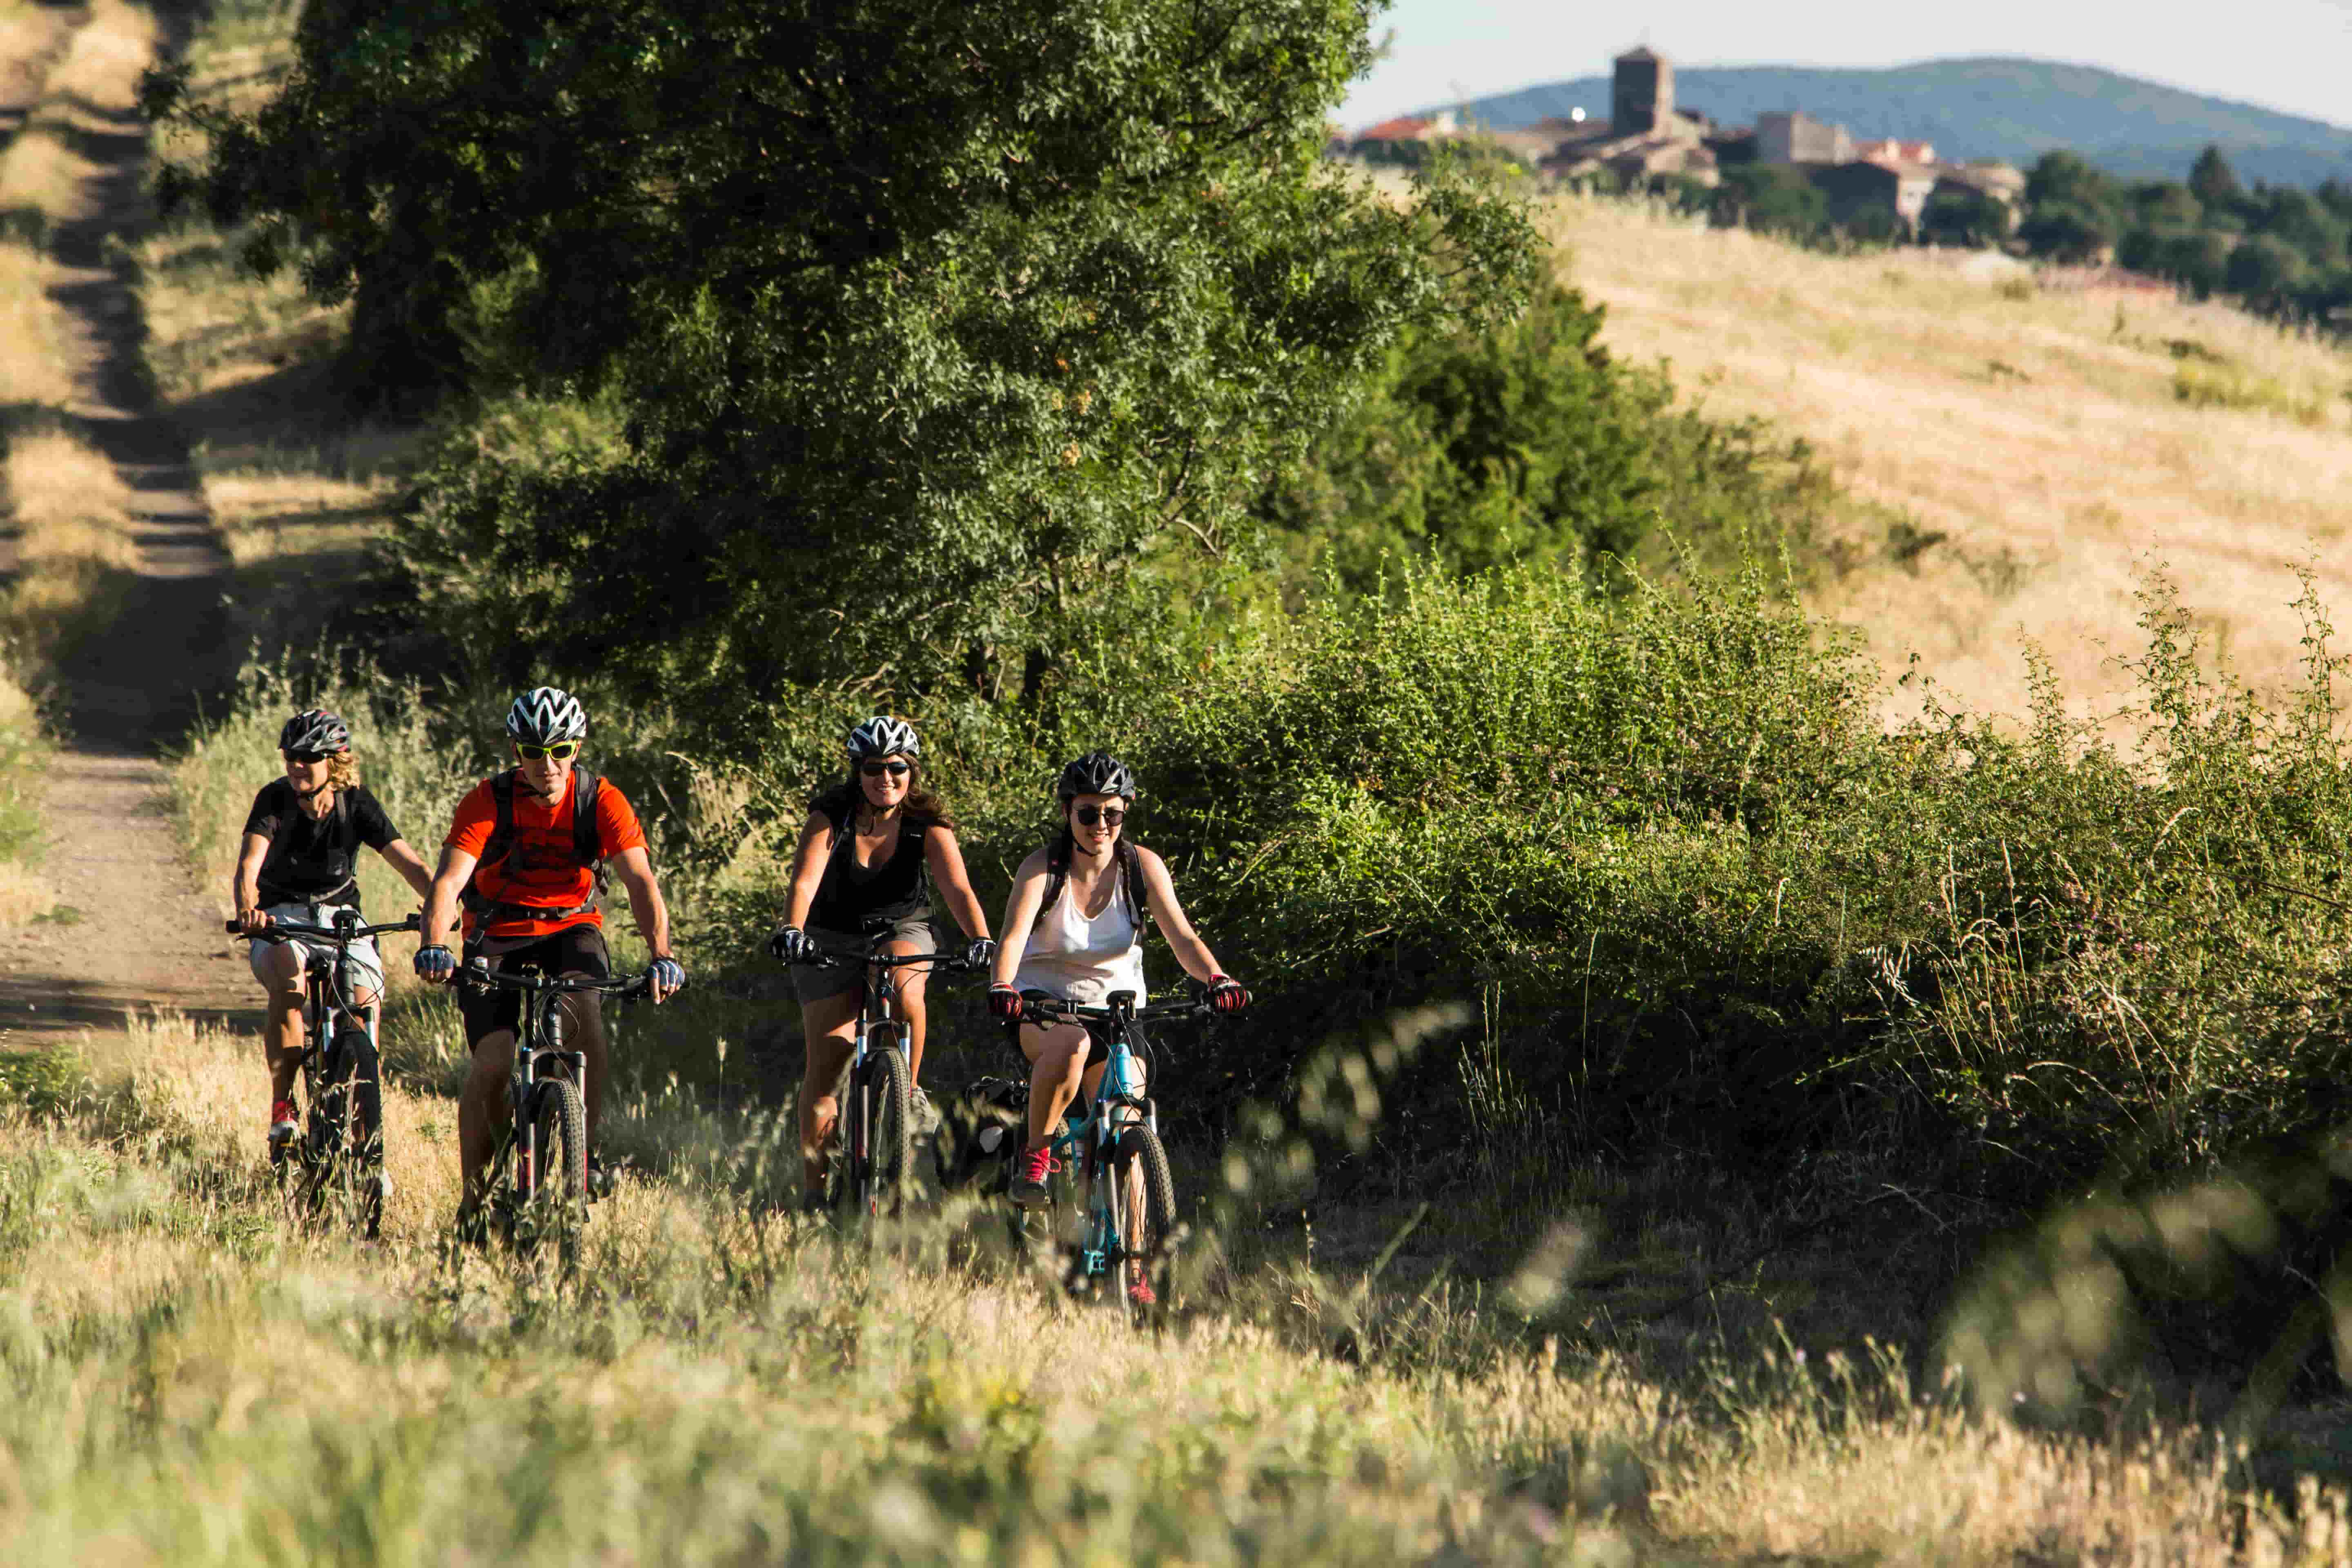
[767,717,994,1205]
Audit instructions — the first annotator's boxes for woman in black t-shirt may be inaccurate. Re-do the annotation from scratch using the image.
[766,716,993,1203]
[231,710,435,1149]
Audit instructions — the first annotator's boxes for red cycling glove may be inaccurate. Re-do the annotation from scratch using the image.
[1207,974,1250,1014]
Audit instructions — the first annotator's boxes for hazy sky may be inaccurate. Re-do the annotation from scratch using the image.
[1337,0,2352,131]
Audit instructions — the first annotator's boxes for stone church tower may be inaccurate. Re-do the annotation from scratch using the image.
[1611,47,1673,136]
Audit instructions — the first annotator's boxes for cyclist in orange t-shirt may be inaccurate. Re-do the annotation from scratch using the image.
[413,686,685,1218]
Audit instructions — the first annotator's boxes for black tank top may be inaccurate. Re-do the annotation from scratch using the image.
[807,804,932,931]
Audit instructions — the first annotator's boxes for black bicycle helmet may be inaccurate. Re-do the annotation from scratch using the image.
[1057,751,1138,800]
[278,709,350,755]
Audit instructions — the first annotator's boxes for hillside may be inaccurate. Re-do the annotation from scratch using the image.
[1439,58,2352,187]
[1534,191,2352,727]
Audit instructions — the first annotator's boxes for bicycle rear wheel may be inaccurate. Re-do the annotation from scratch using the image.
[525,1076,588,1260]
[1108,1124,1178,1325]
[317,1028,386,1238]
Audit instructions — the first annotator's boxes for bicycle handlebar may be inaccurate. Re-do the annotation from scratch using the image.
[229,913,422,942]
[1018,994,1214,1025]
[801,945,982,976]
[459,961,655,1002]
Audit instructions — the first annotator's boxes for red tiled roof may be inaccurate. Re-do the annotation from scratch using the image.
[1355,116,1434,142]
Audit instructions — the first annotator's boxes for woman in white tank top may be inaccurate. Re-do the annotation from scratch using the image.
[988,752,1252,1233]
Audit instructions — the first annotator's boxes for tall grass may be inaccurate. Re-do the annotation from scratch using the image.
[0,1007,2345,1562]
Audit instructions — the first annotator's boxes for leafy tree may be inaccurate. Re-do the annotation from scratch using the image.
[1712,165,1828,241]
[2225,233,2310,305]
[2189,145,2244,213]
[2318,178,2352,225]
[2249,187,2350,268]
[153,0,1539,715]
[1252,286,1844,593]
[2127,180,2201,231]
[2025,150,2119,221]
[1920,183,2011,247]
[2018,205,2114,265]
[2153,230,2233,298]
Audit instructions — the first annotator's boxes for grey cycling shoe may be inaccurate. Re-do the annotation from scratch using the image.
[911,1086,942,1138]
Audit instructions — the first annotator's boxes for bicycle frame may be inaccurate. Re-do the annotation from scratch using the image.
[1021,990,1203,1283]
[461,960,647,1205]
[803,932,969,1209]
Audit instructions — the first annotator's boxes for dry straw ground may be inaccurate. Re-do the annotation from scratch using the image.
[1542,194,2352,730]
[4,1007,2348,1564]
[0,0,151,670]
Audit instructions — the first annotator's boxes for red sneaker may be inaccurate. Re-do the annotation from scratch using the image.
[1009,1143,1057,1209]
[1127,1274,1158,1309]
[268,1098,298,1147]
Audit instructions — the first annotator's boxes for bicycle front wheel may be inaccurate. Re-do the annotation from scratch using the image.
[1109,1124,1178,1324]
[318,1028,387,1238]
[526,1076,588,1254]
[837,1047,912,1221]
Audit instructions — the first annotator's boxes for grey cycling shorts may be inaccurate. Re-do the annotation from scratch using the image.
[247,902,385,1000]
[790,918,935,1006]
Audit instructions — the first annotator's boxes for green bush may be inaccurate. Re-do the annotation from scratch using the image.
[1252,285,1846,593]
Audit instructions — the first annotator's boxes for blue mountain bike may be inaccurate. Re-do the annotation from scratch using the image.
[1013,989,1209,1322]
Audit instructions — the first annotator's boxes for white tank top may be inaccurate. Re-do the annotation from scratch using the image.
[1014,858,1146,1005]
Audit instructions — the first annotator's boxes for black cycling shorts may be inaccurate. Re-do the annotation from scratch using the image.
[459,924,611,1049]
[1003,989,1154,1073]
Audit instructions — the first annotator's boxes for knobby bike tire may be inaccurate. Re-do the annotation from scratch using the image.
[318,1028,386,1238]
[853,1046,913,1219]
[530,1076,588,1227]
[1109,1124,1178,1325]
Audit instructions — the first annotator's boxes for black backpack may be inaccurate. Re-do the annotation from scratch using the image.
[460,769,607,927]
[1040,833,1148,930]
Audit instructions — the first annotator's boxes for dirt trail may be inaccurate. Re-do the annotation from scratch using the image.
[0,1,254,1048]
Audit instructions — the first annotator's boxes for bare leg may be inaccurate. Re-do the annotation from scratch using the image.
[257,944,306,1102]
[1020,1020,1092,1148]
[459,1028,516,1207]
[890,944,931,1084]
[558,987,608,1146]
[797,992,860,1198]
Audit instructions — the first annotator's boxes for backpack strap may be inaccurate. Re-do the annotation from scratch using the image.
[1038,833,1148,931]
[260,786,357,904]
[461,770,602,927]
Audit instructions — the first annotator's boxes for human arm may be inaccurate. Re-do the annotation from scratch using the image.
[376,838,436,904]
[608,844,680,1000]
[924,826,992,944]
[418,845,477,959]
[232,831,273,933]
[1136,847,1232,988]
[777,813,836,934]
[989,851,1051,989]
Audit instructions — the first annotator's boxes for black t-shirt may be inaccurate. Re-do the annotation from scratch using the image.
[243,780,399,908]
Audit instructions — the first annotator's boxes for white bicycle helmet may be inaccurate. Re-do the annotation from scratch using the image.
[506,686,588,746]
[846,715,920,761]
[278,709,350,755]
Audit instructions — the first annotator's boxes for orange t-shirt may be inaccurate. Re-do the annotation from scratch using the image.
[445,771,646,938]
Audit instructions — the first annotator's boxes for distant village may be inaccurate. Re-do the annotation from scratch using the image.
[1341,47,2028,237]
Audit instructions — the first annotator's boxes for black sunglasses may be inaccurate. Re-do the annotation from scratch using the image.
[860,761,911,778]
[283,751,332,765]
[1074,805,1126,827]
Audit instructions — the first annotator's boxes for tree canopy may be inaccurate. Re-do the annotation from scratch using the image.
[152,0,1539,715]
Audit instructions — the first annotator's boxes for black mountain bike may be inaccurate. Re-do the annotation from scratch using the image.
[459,958,650,1254]
[797,929,980,1220]
[231,909,419,1238]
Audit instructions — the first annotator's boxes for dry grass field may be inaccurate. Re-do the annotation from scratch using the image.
[1542,194,2352,730]
[0,1006,2344,1564]
[0,0,153,672]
